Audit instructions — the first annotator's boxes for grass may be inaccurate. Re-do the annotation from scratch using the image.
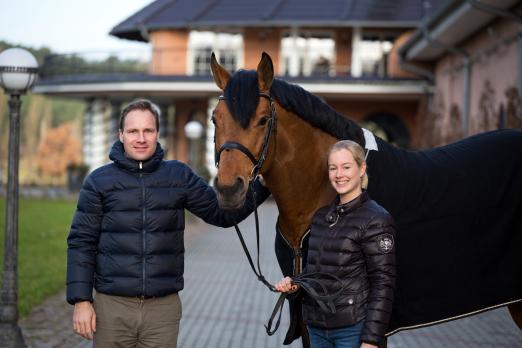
[0,197,77,317]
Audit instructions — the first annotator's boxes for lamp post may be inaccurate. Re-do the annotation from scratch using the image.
[0,48,39,348]
[184,120,204,167]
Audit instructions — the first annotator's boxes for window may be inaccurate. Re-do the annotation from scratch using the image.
[281,32,335,77]
[188,31,242,75]
[352,29,396,78]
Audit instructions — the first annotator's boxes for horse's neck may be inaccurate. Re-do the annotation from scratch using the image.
[263,107,338,248]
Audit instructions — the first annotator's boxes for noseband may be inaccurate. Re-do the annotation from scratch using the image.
[214,92,277,181]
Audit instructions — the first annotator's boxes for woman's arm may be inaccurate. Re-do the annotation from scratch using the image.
[359,212,397,346]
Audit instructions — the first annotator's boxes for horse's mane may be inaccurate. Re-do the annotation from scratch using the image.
[223,70,364,145]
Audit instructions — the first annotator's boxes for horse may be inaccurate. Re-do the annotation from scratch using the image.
[210,52,522,346]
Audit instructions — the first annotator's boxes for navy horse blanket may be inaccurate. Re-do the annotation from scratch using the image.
[277,129,522,341]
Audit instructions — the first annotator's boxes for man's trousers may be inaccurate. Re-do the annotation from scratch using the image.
[93,292,182,348]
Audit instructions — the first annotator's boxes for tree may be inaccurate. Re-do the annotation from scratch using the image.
[35,122,83,185]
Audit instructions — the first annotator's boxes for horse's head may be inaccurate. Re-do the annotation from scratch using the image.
[210,52,276,209]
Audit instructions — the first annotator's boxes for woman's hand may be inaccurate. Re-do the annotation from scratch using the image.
[360,343,378,348]
[274,276,300,293]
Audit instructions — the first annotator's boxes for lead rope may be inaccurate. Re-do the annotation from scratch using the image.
[232,182,348,336]
[233,180,275,291]
[265,272,348,336]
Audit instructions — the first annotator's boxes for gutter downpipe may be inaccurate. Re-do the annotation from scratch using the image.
[467,0,522,121]
[397,46,434,83]
[419,24,471,137]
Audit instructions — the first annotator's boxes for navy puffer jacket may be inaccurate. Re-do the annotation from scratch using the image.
[67,141,269,304]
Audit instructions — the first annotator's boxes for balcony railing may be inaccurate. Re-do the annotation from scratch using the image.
[39,50,151,78]
[39,48,406,81]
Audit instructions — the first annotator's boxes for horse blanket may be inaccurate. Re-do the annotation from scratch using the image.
[277,129,522,342]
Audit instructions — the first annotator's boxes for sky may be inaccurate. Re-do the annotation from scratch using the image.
[0,0,153,57]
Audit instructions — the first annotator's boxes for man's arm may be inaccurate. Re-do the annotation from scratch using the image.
[67,175,103,339]
[182,166,270,227]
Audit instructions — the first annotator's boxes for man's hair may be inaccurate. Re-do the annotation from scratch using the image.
[119,99,161,132]
[328,140,369,189]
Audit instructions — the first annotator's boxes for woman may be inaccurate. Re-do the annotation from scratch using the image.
[275,140,396,348]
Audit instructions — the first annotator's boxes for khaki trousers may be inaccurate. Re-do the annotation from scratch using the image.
[93,292,182,348]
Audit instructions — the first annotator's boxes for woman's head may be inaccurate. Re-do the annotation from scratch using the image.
[327,140,368,203]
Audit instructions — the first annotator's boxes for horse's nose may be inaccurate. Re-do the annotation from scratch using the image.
[215,176,245,196]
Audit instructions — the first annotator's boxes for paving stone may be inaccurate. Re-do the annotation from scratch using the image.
[20,201,522,347]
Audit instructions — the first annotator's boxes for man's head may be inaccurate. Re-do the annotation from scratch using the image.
[119,99,161,161]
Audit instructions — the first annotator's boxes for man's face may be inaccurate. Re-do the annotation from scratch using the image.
[119,109,159,161]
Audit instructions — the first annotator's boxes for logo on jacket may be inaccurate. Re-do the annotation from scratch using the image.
[377,234,394,254]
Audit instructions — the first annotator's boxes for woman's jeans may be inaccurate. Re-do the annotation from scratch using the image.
[307,320,364,348]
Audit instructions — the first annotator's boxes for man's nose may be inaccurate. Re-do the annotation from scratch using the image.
[137,132,146,142]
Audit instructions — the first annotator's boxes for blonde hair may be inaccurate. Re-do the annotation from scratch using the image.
[328,140,369,189]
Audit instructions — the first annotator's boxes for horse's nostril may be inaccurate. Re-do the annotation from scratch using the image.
[236,177,244,186]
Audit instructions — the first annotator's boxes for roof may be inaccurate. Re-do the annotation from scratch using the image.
[399,0,521,61]
[110,0,450,42]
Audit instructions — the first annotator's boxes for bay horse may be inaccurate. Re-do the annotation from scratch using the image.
[210,52,522,346]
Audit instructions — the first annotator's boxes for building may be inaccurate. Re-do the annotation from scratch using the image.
[34,0,450,173]
[400,0,522,148]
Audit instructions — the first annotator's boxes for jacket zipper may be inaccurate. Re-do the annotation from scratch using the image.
[139,161,146,296]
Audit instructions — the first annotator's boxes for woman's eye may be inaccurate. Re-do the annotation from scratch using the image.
[257,117,269,126]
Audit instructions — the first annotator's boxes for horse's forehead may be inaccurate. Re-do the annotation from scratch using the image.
[222,71,260,128]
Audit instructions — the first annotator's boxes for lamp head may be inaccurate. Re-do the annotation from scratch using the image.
[0,48,39,94]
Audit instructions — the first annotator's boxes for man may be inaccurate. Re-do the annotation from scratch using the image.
[67,99,269,347]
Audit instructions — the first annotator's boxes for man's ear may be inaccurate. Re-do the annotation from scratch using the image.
[119,131,124,142]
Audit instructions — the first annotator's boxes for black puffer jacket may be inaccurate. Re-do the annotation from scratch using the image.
[67,141,269,305]
[302,191,396,346]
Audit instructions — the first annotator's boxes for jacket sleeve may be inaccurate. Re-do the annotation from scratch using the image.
[66,175,103,305]
[183,167,270,227]
[360,213,397,346]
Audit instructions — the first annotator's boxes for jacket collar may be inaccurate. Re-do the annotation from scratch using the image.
[325,191,369,224]
[109,141,164,173]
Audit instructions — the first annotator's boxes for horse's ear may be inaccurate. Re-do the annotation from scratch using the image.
[210,52,230,90]
[256,52,274,92]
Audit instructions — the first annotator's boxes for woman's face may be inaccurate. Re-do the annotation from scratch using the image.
[328,149,366,204]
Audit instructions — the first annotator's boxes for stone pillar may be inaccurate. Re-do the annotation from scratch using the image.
[83,99,110,171]
[351,27,362,77]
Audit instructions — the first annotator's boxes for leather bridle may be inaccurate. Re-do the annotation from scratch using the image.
[214,92,277,181]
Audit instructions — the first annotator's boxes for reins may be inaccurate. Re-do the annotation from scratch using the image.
[214,92,347,336]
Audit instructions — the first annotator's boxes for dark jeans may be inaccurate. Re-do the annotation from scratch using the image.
[307,320,364,348]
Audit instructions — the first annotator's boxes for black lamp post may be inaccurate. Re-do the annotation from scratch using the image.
[0,47,39,348]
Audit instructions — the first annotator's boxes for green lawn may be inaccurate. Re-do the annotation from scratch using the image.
[0,197,76,317]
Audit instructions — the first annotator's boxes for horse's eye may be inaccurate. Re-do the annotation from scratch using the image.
[257,116,269,127]
[211,116,217,126]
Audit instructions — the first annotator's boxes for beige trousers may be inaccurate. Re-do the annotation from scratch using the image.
[93,292,182,348]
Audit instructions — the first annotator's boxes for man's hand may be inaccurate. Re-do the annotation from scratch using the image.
[73,301,96,340]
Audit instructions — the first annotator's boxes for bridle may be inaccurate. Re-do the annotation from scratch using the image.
[213,91,278,292]
[214,92,277,181]
[213,91,346,336]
